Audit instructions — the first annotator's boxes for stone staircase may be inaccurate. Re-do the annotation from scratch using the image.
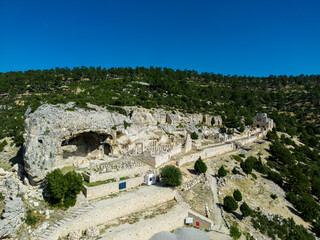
[35,202,95,240]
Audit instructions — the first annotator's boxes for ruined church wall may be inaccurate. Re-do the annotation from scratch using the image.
[236,130,268,146]
[51,187,175,240]
[83,176,145,200]
[154,143,182,167]
[83,165,150,183]
[177,143,234,166]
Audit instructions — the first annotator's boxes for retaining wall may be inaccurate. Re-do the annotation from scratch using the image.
[51,186,175,240]
[82,165,150,183]
[177,143,235,166]
[83,176,145,200]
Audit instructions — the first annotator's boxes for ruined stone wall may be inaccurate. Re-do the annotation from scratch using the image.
[177,143,235,166]
[82,165,150,183]
[83,176,145,200]
[236,130,268,145]
[153,143,182,167]
[50,186,175,240]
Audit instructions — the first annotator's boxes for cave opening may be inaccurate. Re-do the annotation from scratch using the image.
[61,131,112,158]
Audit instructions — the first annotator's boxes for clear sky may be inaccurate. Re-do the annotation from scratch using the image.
[0,0,319,76]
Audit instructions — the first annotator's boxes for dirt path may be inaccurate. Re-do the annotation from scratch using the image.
[207,167,229,234]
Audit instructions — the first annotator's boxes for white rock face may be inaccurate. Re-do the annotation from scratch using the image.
[24,103,130,184]
[24,103,221,185]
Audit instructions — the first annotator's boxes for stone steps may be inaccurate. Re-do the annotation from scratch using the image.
[35,204,95,240]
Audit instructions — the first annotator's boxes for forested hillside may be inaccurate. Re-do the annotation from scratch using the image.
[0,67,319,149]
[0,66,320,237]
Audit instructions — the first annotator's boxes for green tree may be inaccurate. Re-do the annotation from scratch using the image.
[191,132,199,140]
[233,189,242,201]
[45,169,67,203]
[45,169,83,208]
[312,219,320,237]
[194,157,207,173]
[223,196,238,212]
[160,165,182,187]
[240,156,256,175]
[240,202,252,217]
[218,166,228,177]
[267,170,283,186]
[230,224,242,240]
[269,140,294,165]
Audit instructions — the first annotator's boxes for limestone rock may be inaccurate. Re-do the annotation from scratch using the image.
[85,226,99,237]
[23,103,221,184]
[0,196,25,238]
[68,230,82,240]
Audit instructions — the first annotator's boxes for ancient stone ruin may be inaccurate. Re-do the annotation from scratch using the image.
[23,103,272,185]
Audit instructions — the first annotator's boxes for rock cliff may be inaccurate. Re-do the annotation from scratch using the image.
[24,103,221,185]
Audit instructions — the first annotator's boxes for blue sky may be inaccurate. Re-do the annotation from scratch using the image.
[0,0,319,76]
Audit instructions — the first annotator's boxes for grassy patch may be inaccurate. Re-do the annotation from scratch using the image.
[83,178,115,187]
[60,165,75,174]
[232,155,243,163]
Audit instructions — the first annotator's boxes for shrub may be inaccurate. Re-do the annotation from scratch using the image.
[191,132,199,140]
[270,193,278,199]
[25,209,40,226]
[232,155,242,163]
[64,194,77,208]
[223,196,238,212]
[232,167,238,174]
[312,219,320,237]
[267,170,283,186]
[0,192,5,201]
[230,223,242,240]
[233,189,242,201]
[240,157,256,175]
[160,165,182,187]
[194,157,207,173]
[45,169,83,208]
[218,166,228,177]
[251,173,257,180]
[240,202,252,217]
[123,120,131,129]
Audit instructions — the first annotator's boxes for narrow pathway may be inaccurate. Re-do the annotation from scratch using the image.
[207,167,229,234]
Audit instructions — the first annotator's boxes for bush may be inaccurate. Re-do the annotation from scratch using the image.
[267,170,283,186]
[25,209,40,226]
[45,169,83,208]
[223,196,238,212]
[232,155,242,163]
[194,157,207,173]
[218,166,228,177]
[232,167,238,174]
[240,156,256,175]
[191,132,199,140]
[251,172,257,179]
[240,202,252,217]
[270,193,278,199]
[64,194,77,208]
[233,189,242,201]
[230,224,242,240]
[123,120,131,129]
[0,192,5,201]
[312,219,320,237]
[160,165,182,187]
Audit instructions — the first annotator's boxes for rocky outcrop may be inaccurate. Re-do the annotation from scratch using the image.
[23,103,221,185]
[24,103,130,184]
[0,196,25,237]
[0,169,26,238]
